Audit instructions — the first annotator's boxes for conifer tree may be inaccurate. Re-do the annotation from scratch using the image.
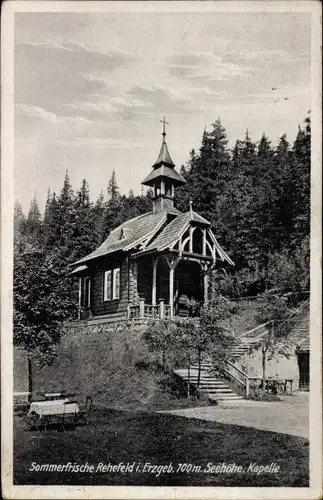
[73,179,98,259]
[290,114,311,248]
[92,191,106,245]
[25,196,43,246]
[179,119,232,242]
[107,169,120,201]
[14,200,27,242]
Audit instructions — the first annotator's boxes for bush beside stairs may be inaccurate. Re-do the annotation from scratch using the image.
[174,361,244,405]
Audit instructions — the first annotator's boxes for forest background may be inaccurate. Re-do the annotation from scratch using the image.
[13,115,310,363]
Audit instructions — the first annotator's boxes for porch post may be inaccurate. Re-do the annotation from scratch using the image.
[152,256,159,306]
[202,228,207,256]
[169,267,174,318]
[159,298,165,319]
[164,256,179,318]
[203,271,209,306]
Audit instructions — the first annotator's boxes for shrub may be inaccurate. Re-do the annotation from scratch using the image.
[248,388,281,402]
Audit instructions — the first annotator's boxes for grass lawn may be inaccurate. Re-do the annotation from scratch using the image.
[14,407,308,487]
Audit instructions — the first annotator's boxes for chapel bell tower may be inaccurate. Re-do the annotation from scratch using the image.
[141,117,186,213]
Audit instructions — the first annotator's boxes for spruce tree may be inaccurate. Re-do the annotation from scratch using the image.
[14,200,27,243]
[73,179,98,259]
[291,115,311,248]
[25,196,43,246]
[179,119,232,242]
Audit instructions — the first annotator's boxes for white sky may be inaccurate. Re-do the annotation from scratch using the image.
[14,11,311,212]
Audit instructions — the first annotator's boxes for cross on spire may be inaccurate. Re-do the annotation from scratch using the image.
[160,117,169,140]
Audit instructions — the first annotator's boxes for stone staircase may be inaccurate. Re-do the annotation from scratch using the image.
[174,361,244,405]
[173,299,310,405]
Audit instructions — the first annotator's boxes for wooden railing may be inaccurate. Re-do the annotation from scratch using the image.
[222,359,250,398]
[128,299,171,320]
[144,304,159,318]
[129,304,140,318]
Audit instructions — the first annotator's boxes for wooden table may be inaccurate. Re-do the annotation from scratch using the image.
[26,399,79,430]
[28,399,78,416]
[265,378,294,395]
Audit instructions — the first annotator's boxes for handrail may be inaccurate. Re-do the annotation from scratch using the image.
[238,322,270,339]
[225,359,250,379]
[223,359,250,397]
[222,367,246,388]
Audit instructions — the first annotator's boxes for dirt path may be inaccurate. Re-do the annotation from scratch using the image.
[157,393,309,438]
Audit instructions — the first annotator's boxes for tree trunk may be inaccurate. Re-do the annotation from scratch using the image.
[187,355,191,401]
[27,356,32,403]
[262,348,266,394]
[162,349,166,373]
[197,348,202,398]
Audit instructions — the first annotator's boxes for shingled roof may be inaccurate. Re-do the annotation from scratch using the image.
[72,206,234,267]
[73,210,172,265]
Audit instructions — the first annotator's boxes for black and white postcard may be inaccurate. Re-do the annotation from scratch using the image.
[1,1,322,499]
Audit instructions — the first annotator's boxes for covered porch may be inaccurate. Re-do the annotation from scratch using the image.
[127,212,234,320]
[128,252,213,320]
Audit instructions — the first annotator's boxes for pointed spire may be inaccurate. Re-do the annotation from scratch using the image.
[153,117,174,168]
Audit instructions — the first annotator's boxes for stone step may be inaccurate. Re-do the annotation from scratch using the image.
[199,388,232,393]
[189,365,213,370]
[181,375,227,385]
[174,364,245,402]
[215,398,246,405]
[176,371,216,377]
[182,380,230,388]
[209,394,244,400]
[184,377,228,382]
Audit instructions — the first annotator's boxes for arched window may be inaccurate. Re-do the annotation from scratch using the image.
[193,227,203,254]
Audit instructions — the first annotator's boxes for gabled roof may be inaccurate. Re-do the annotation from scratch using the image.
[72,206,234,267]
[136,210,234,265]
[73,211,172,266]
[142,211,210,253]
[144,212,191,252]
